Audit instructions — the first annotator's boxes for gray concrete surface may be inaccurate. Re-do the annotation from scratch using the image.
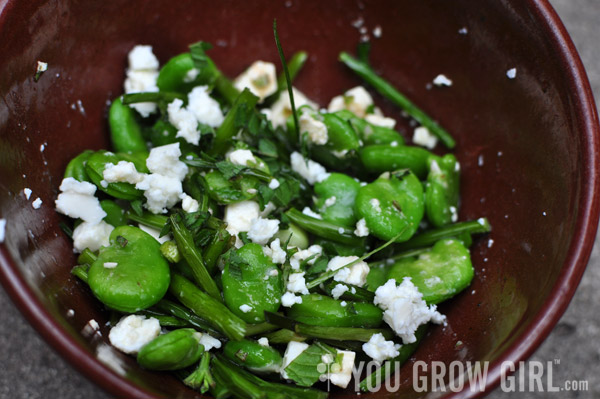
[0,1,598,398]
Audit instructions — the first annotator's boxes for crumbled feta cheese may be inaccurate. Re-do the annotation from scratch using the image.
[36,61,48,73]
[103,161,144,184]
[369,198,382,213]
[328,86,374,118]
[290,245,323,270]
[224,201,260,235]
[413,126,438,149]
[458,27,468,35]
[340,301,347,307]
[365,114,396,129]
[290,152,330,184]
[258,337,270,347]
[198,333,221,351]
[138,223,170,244]
[299,208,321,223]
[100,180,109,188]
[32,197,42,209]
[184,68,200,83]
[136,174,183,214]
[227,149,258,167]
[146,143,188,181]
[433,74,453,87]
[189,85,225,127]
[269,179,280,189]
[331,283,349,299]
[281,341,310,379]
[167,98,200,145]
[287,272,309,295]
[263,238,287,264]
[424,276,442,288]
[23,188,32,200]
[180,193,200,213]
[72,220,114,252]
[103,262,118,269]
[362,333,400,364]
[327,256,370,287]
[374,278,446,343]
[299,112,328,145]
[506,68,517,79]
[108,315,161,355]
[337,227,345,234]
[247,217,279,245]
[449,206,458,223]
[373,25,382,38]
[124,45,159,117]
[354,218,370,237]
[328,350,356,388]
[55,178,106,223]
[324,196,337,208]
[234,61,277,102]
[268,87,318,127]
[281,291,303,307]
[331,149,349,159]
[0,218,5,243]
[259,201,277,218]
[239,304,253,313]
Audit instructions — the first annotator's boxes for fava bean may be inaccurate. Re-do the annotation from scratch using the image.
[224,339,283,373]
[108,97,147,154]
[359,144,432,179]
[313,173,360,228]
[64,150,93,182]
[85,150,148,200]
[287,294,382,328]
[137,328,204,370]
[425,154,460,227]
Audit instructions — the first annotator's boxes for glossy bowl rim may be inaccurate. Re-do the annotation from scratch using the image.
[0,0,598,398]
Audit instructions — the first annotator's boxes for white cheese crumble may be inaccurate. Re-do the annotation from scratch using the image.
[198,333,222,351]
[328,86,374,118]
[362,333,400,364]
[247,217,280,245]
[302,207,322,219]
[374,278,446,344]
[103,262,118,269]
[290,152,330,185]
[268,87,318,128]
[328,350,356,388]
[167,98,200,145]
[506,68,517,79]
[281,341,309,379]
[224,200,260,235]
[369,198,382,213]
[239,304,253,313]
[72,221,114,252]
[365,114,396,129]
[433,74,453,87]
[108,315,161,354]
[413,126,438,149]
[331,283,349,299]
[36,61,48,73]
[103,161,144,184]
[55,178,106,223]
[146,143,188,181]
[458,27,468,35]
[227,149,258,167]
[269,179,280,189]
[0,218,5,243]
[290,245,323,270]
[138,223,170,244]
[373,25,382,38]
[258,337,270,347]
[233,61,277,102]
[287,272,310,295]
[263,238,287,264]
[23,188,32,200]
[124,45,159,117]
[136,174,183,214]
[327,256,370,287]
[299,112,328,145]
[32,197,43,209]
[324,196,337,208]
[281,291,303,307]
[354,218,370,237]
[180,193,200,213]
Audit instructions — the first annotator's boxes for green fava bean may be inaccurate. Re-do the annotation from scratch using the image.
[156,53,216,93]
[274,223,309,250]
[64,150,93,182]
[388,239,473,304]
[355,171,424,242]
[87,226,170,312]
[224,339,283,373]
[287,294,383,328]
[320,113,361,153]
[334,110,405,146]
[313,173,360,228]
[100,200,127,227]
[137,328,204,371]
[425,154,460,227]
[108,97,148,154]
[359,144,432,179]
[204,170,259,204]
[222,243,283,323]
[85,150,148,200]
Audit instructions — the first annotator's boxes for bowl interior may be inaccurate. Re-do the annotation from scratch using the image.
[0,0,597,398]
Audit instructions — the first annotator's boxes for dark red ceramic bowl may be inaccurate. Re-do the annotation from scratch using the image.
[0,0,598,398]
